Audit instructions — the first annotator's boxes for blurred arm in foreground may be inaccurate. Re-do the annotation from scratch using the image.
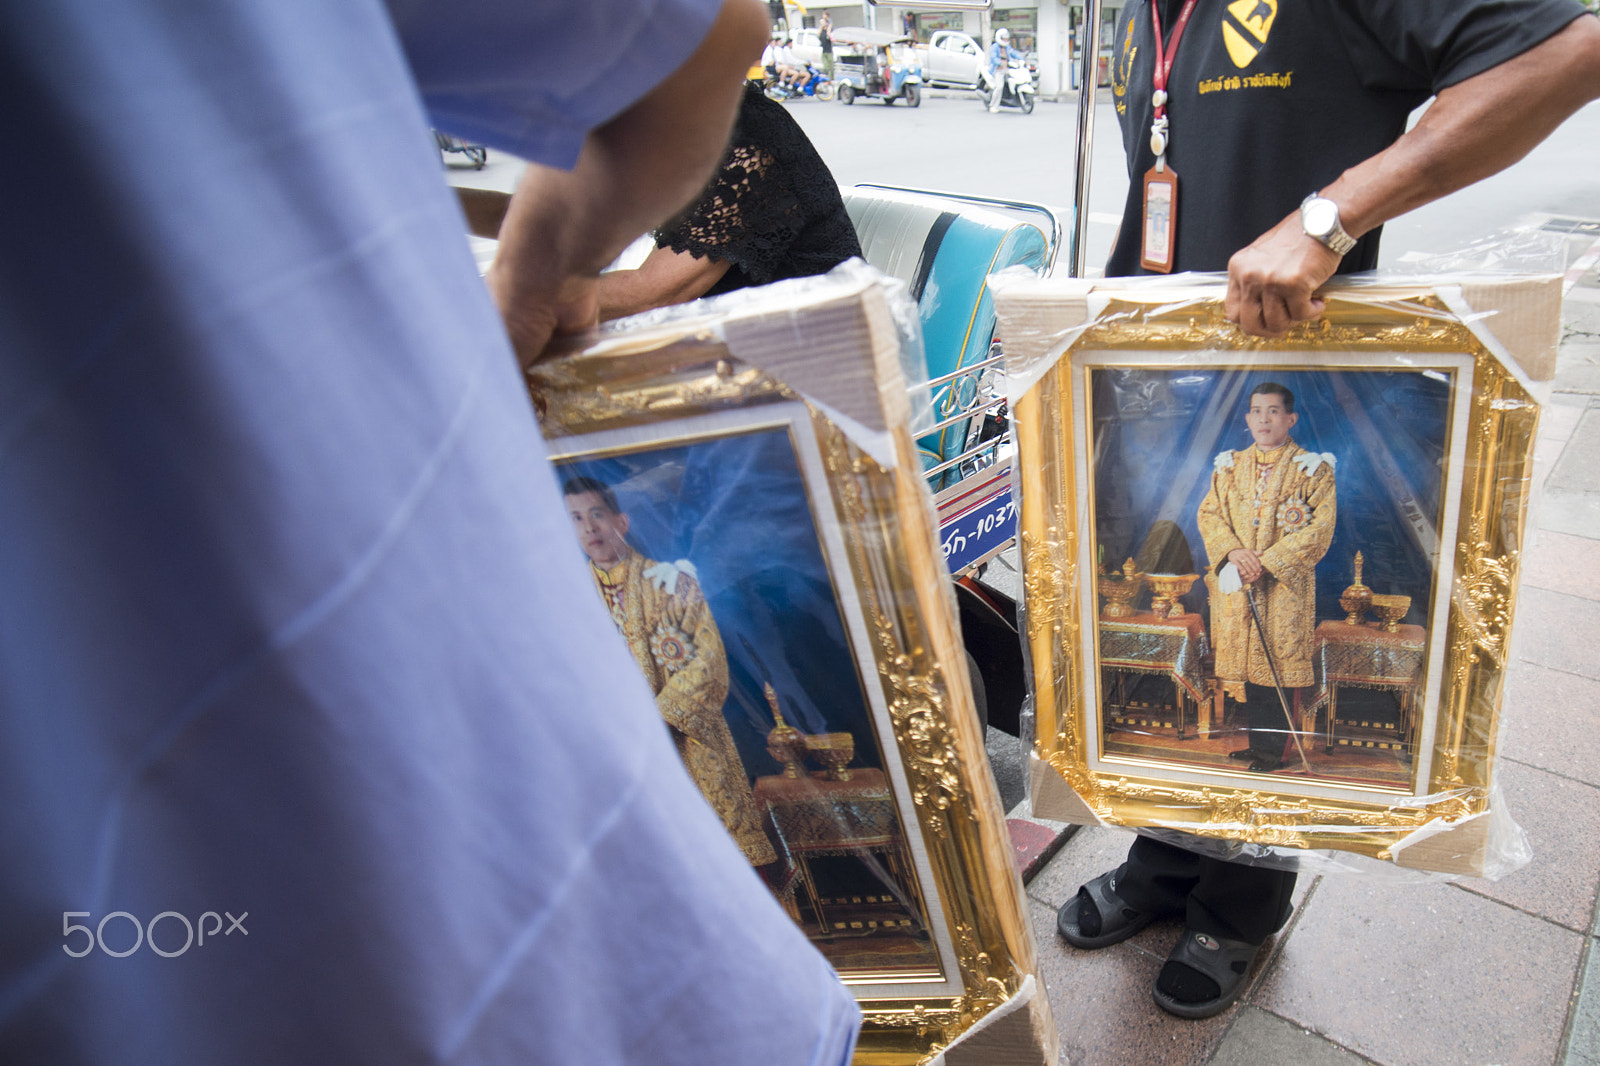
[486,0,769,363]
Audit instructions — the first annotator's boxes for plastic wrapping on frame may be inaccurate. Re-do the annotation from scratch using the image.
[532,263,1054,1063]
[990,264,1563,881]
[581,257,940,438]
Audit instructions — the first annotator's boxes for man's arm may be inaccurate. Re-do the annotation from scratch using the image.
[597,245,733,321]
[1226,14,1600,338]
[485,0,767,365]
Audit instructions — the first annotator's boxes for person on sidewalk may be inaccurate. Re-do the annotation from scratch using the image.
[0,1,862,1063]
[1199,382,1336,773]
[1060,0,1600,1022]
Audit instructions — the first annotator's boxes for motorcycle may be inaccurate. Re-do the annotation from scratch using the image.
[978,59,1036,114]
[763,64,837,102]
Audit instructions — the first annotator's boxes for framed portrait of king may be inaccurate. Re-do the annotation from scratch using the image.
[528,272,1055,1064]
[995,278,1546,875]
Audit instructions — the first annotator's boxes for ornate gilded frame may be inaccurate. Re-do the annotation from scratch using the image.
[1005,283,1539,875]
[528,276,1051,1064]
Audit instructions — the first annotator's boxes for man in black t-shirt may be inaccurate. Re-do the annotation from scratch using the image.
[1106,0,1600,334]
[1059,0,1600,1021]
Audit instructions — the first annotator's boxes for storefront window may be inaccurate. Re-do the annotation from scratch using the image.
[991,9,1037,52]
[913,12,962,36]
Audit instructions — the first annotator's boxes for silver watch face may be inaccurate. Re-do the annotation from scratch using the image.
[1303,197,1338,238]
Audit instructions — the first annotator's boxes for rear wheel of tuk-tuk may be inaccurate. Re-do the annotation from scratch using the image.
[904,84,921,107]
[839,84,855,104]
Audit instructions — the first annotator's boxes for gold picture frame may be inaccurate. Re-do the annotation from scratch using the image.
[996,278,1542,876]
[528,273,1054,1065]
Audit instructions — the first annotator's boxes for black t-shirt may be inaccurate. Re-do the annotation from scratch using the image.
[656,84,862,296]
[1106,0,1589,276]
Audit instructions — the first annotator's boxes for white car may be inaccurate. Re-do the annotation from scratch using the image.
[788,27,824,69]
[920,30,985,89]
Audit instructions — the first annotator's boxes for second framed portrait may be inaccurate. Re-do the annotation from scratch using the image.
[528,271,1056,1064]
[997,279,1545,874]
[549,404,953,988]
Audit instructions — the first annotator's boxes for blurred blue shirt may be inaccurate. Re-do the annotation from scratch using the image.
[0,2,860,1063]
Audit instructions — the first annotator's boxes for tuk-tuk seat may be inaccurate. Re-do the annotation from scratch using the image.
[841,185,1051,482]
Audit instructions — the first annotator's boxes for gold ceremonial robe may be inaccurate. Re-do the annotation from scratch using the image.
[594,550,776,866]
[1197,439,1335,699]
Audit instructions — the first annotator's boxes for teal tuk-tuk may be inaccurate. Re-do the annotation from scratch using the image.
[829,27,923,106]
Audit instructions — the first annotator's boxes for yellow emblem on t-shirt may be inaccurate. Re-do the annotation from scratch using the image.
[1222,0,1276,68]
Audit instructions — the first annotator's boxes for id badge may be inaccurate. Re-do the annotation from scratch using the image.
[1140,164,1178,273]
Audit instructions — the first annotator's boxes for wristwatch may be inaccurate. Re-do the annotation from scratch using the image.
[1300,194,1357,257]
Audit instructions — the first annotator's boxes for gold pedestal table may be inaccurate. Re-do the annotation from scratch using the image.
[1098,612,1213,739]
[753,768,912,936]
[1309,619,1426,756]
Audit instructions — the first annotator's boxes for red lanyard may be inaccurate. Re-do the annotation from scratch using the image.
[1149,0,1198,122]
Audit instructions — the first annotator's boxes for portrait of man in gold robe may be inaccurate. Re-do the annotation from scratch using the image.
[1197,382,1336,772]
[563,475,777,866]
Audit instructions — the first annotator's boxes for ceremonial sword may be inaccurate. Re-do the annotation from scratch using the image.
[1243,582,1313,774]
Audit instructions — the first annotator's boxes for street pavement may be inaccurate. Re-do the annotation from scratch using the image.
[444,90,1600,1066]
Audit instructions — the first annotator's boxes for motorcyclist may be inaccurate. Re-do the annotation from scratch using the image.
[762,32,806,95]
[985,28,1024,112]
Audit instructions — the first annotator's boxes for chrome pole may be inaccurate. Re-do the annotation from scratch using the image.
[1069,0,1103,278]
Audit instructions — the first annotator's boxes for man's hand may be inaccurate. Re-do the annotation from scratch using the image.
[1227,14,1600,339]
[1225,211,1341,338]
[493,271,600,363]
[487,0,767,365]
[1227,547,1265,584]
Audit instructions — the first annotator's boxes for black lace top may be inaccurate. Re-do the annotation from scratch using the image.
[655,85,862,297]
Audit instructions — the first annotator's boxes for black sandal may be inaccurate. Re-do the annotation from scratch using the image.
[1151,928,1261,1019]
[1055,869,1157,949]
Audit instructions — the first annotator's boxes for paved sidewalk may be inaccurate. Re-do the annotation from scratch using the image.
[1011,232,1600,1066]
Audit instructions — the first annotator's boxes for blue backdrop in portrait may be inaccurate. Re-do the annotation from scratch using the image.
[557,426,880,780]
[1089,367,1452,628]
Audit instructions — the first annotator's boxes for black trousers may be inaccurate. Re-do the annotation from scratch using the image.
[1242,681,1294,757]
[1112,834,1296,945]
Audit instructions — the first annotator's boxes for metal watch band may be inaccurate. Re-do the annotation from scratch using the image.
[1301,194,1357,257]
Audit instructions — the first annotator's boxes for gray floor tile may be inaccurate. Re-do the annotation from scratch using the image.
[1255,876,1584,1066]
[1551,368,1600,398]
[1514,586,1600,681]
[1207,1007,1375,1066]
[1540,401,1588,445]
[1535,492,1600,539]
[986,726,1029,812]
[1524,529,1600,601]
[1500,661,1600,790]
[1549,409,1600,495]
[1453,758,1600,933]
[1568,938,1600,1066]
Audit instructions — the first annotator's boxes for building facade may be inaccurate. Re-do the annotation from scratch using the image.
[779,2,1125,97]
